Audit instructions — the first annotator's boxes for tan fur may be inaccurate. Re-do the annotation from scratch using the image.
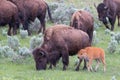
[77,47,106,72]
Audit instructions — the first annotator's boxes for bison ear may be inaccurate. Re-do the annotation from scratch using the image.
[94,3,97,9]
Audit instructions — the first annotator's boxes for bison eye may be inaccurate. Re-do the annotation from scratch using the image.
[39,51,46,57]
[80,53,83,55]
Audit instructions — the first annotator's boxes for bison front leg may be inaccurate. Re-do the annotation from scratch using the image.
[23,19,31,35]
[38,15,46,34]
[61,48,69,70]
[103,21,110,30]
[13,25,17,35]
[109,17,116,31]
[8,24,12,36]
[48,64,52,69]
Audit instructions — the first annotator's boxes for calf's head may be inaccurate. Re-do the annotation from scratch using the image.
[96,3,108,24]
[77,49,89,62]
[32,47,48,70]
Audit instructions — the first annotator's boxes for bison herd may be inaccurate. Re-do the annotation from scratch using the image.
[0,0,52,35]
[0,0,120,72]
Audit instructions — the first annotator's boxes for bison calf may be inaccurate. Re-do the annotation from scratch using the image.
[32,24,90,70]
[77,47,106,72]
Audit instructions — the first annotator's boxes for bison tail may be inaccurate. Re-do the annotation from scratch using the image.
[46,3,53,23]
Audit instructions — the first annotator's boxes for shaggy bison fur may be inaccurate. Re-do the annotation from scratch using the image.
[0,0,19,35]
[32,25,90,70]
[70,10,94,44]
[95,0,120,30]
[8,0,53,35]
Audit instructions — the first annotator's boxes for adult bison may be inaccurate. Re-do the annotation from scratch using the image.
[95,0,120,31]
[8,0,53,35]
[70,10,94,44]
[0,0,19,35]
[32,25,90,70]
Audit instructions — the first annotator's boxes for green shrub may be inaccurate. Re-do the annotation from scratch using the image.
[29,34,43,50]
[0,46,16,58]
[7,36,20,51]
[20,29,28,39]
[107,37,118,54]
[114,32,120,44]
[105,29,111,35]
[2,29,7,36]
[18,47,31,57]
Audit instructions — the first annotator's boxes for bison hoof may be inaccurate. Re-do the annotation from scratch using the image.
[63,66,67,71]
[75,68,79,71]
[83,66,87,70]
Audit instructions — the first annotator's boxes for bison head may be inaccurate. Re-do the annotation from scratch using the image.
[77,49,89,62]
[32,47,48,70]
[96,3,109,24]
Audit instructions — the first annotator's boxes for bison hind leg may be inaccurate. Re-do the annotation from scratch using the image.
[94,59,100,72]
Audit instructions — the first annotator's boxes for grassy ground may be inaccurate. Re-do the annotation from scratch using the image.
[0,0,120,80]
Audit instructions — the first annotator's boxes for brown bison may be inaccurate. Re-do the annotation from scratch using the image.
[0,0,19,35]
[32,24,90,70]
[70,10,94,44]
[8,0,53,35]
[96,0,120,30]
[77,47,106,72]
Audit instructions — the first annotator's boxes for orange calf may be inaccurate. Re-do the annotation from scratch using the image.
[77,47,106,72]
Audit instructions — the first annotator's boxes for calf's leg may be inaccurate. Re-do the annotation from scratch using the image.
[75,59,83,71]
[101,58,106,72]
[95,59,100,72]
[87,59,93,72]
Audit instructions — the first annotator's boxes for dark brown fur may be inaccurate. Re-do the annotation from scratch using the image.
[8,0,52,35]
[70,10,94,44]
[0,0,19,35]
[96,0,120,30]
[32,24,90,70]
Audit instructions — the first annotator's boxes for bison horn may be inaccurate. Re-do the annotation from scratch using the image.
[104,6,108,10]
[94,3,97,9]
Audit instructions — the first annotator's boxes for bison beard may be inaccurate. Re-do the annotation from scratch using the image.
[32,48,47,70]
[32,25,90,71]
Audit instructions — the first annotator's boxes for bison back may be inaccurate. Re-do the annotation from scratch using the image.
[44,25,90,55]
